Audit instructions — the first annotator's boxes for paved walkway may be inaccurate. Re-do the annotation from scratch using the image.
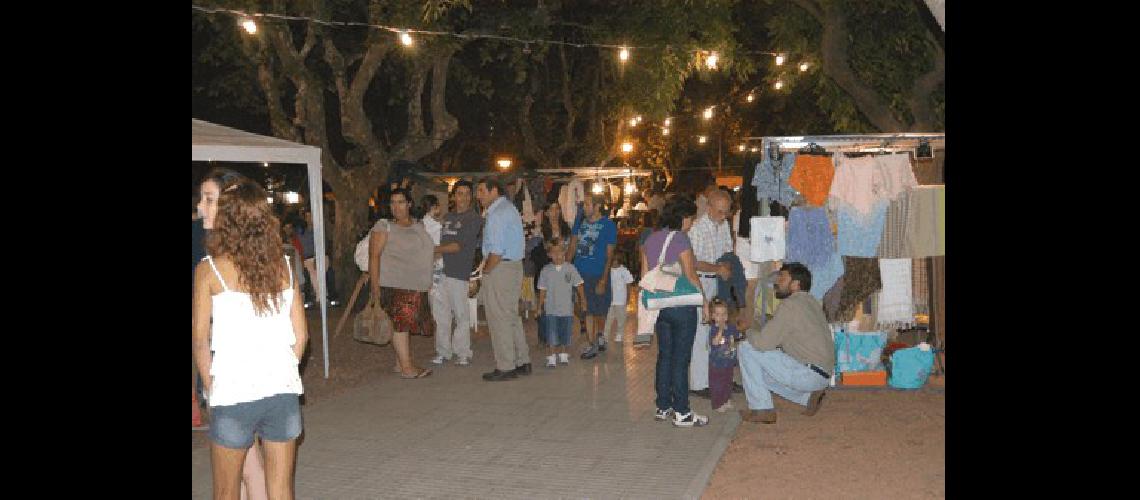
[192,320,740,499]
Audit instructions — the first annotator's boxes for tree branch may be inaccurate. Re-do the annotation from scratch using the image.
[905,28,945,130]
[556,44,576,159]
[814,2,904,131]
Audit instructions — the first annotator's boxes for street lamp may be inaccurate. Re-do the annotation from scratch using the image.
[496,158,512,169]
[621,141,634,154]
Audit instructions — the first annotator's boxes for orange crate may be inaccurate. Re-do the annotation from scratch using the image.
[840,370,888,386]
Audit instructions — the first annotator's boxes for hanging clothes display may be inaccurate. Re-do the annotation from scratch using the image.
[520,184,536,228]
[788,154,836,207]
[808,251,845,302]
[877,258,914,328]
[877,193,911,259]
[825,257,882,322]
[786,207,833,267]
[748,216,786,262]
[873,153,918,203]
[609,183,622,206]
[904,185,945,257]
[558,179,585,225]
[828,154,879,215]
[751,153,798,207]
[912,257,930,315]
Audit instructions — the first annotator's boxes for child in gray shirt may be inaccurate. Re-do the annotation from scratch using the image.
[536,237,586,367]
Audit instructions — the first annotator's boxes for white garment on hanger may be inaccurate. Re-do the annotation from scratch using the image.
[521,184,535,228]
[750,216,786,262]
[876,258,914,327]
[559,180,584,224]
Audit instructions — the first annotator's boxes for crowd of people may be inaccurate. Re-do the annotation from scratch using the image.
[193,169,836,496]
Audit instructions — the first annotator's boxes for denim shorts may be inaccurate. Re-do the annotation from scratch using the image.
[581,274,612,316]
[209,393,303,449]
[543,315,573,346]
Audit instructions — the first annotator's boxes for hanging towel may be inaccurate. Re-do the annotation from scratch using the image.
[786,206,835,267]
[837,257,882,322]
[877,259,914,328]
[751,153,798,206]
[912,257,930,315]
[905,185,945,257]
[788,154,836,207]
[877,193,911,258]
[835,200,889,257]
[828,155,879,216]
[873,153,918,203]
[749,216,786,262]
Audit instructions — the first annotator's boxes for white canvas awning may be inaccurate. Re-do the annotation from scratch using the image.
[192,119,332,378]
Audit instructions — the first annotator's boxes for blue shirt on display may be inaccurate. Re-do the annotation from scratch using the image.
[571,215,617,277]
[482,196,525,261]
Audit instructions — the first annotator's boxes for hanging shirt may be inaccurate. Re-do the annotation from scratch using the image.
[748,216,786,263]
[835,200,889,257]
[788,154,836,207]
[751,153,798,206]
[559,180,585,225]
[786,207,834,268]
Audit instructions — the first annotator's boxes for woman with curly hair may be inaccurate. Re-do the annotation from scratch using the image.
[193,169,307,499]
[368,187,436,379]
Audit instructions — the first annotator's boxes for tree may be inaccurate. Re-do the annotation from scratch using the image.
[765,0,945,132]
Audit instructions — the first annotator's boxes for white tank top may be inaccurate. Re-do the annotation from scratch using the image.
[205,255,303,407]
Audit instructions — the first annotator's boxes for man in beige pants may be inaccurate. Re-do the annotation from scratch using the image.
[475,178,530,381]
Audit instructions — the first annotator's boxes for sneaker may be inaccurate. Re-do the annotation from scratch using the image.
[672,411,710,427]
[715,400,735,413]
[654,408,673,421]
[455,356,470,366]
[580,344,599,359]
[597,337,607,352]
[546,355,557,368]
[430,355,448,365]
[558,353,570,364]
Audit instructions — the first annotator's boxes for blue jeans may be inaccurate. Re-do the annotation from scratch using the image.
[543,315,573,346]
[654,305,698,415]
[737,342,830,410]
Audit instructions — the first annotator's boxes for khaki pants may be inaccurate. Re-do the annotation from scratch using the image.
[432,276,473,359]
[482,260,529,371]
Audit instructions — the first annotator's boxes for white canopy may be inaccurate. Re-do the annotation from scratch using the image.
[192,119,332,378]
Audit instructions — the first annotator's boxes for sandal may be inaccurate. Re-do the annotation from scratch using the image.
[400,367,432,379]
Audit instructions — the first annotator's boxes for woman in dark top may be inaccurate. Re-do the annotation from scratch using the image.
[639,197,710,428]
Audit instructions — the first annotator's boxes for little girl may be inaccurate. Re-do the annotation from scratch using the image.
[708,298,744,412]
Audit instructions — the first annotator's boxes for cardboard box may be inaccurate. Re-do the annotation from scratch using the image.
[840,370,888,386]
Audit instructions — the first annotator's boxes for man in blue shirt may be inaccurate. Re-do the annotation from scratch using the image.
[567,193,618,359]
[475,178,530,381]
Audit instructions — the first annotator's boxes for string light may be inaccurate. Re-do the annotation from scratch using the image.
[663,118,671,127]
[262,162,269,167]
[399,31,414,46]
[738,144,746,152]
[698,135,708,144]
[746,93,754,103]
[621,141,634,153]
[619,47,629,62]
[662,128,670,136]
[750,147,760,153]
[241,18,257,34]
[703,107,714,120]
[629,118,638,127]
[496,158,512,169]
[706,51,719,69]
[774,79,784,90]
[635,115,642,123]
[266,196,274,204]
[799,62,809,72]
[775,53,785,66]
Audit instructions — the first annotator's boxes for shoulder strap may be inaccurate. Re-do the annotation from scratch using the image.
[205,255,229,291]
[658,231,678,267]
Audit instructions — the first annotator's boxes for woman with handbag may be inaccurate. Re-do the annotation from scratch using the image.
[193,169,307,499]
[368,188,436,379]
[640,197,712,427]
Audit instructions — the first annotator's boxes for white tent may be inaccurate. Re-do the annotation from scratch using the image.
[192,118,332,378]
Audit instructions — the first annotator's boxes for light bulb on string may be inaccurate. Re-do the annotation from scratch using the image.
[663,117,671,127]
[621,141,634,153]
[774,80,784,90]
[629,118,638,127]
[750,147,760,153]
[619,47,630,62]
[241,18,258,34]
[746,93,754,103]
[703,107,714,120]
[706,51,718,69]
[738,144,746,152]
[775,53,785,66]
[698,135,708,144]
[399,31,414,46]
[662,127,670,136]
[799,62,810,72]
[635,115,642,123]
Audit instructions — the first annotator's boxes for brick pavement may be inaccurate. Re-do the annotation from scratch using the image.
[192,311,740,499]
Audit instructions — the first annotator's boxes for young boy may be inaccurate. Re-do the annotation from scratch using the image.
[708,298,745,412]
[603,253,635,344]
[536,238,587,367]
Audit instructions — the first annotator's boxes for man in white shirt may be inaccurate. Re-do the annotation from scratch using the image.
[685,189,734,397]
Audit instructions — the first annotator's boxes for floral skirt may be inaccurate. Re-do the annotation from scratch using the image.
[379,287,434,336]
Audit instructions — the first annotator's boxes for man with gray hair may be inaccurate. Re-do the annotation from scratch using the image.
[686,188,735,397]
